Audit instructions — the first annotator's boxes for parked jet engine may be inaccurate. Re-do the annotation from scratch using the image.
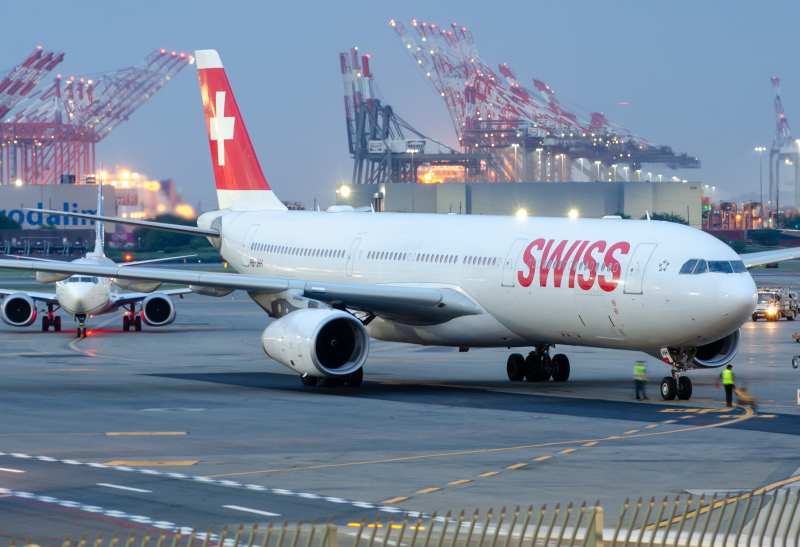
[261,309,369,377]
[1,293,37,327]
[693,329,740,368]
[140,293,177,327]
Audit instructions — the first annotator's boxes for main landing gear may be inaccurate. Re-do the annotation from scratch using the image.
[122,307,142,332]
[300,367,363,388]
[41,304,61,332]
[507,346,570,383]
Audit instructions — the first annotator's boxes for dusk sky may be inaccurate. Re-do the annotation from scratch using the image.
[3,0,800,212]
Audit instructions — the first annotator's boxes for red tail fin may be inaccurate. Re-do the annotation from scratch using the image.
[195,50,286,210]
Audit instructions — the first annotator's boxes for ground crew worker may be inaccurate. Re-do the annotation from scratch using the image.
[716,364,735,407]
[633,360,648,400]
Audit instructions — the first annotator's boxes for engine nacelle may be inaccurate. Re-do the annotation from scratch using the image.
[115,278,163,293]
[140,293,177,327]
[262,309,369,377]
[1,294,37,327]
[693,329,740,368]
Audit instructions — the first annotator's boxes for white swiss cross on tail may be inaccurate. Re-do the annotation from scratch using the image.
[209,91,234,166]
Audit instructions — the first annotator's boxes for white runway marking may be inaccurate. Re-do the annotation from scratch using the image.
[223,504,280,517]
[97,483,152,493]
[0,467,24,473]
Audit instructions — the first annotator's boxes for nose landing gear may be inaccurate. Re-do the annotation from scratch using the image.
[75,314,87,338]
[659,347,696,400]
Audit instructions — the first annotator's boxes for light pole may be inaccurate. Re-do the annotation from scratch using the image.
[511,143,519,182]
[658,174,662,182]
[647,172,652,182]
[595,161,601,181]
[407,148,416,183]
[623,166,629,181]
[711,186,715,199]
[755,146,766,207]
[611,164,617,182]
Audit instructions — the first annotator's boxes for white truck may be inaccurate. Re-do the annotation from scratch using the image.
[753,288,798,321]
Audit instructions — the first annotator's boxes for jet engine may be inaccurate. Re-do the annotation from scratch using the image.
[1,293,37,327]
[693,329,740,368]
[140,293,177,327]
[262,309,369,377]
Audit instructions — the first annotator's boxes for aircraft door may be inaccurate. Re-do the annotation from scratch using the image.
[241,225,259,267]
[623,243,657,294]
[346,238,362,276]
[502,238,528,287]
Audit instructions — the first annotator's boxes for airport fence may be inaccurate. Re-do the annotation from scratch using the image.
[7,490,800,547]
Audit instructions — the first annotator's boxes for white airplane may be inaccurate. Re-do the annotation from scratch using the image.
[3,49,799,399]
[0,183,191,337]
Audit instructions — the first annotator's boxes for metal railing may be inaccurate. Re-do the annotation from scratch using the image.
[7,490,800,547]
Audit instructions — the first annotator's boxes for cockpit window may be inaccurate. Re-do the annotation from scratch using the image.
[708,261,733,274]
[679,259,698,274]
[692,260,708,274]
[91,277,99,284]
[730,260,747,273]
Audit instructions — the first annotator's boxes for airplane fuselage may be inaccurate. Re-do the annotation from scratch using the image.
[206,209,757,352]
[55,256,115,317]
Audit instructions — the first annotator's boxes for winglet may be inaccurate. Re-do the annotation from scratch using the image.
[195,49,286,211]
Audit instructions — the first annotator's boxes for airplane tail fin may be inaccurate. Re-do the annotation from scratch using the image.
[195,50,286,212]
[94,180,105,256]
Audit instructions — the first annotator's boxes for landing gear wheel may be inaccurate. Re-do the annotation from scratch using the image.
[540,354,553,381]
[660,376,677,400]
[53,316,61,332]
[507,353,525,381]
[134,315,142,331]
[677,376,693,400]
[301,375,318,387]
[525,353,544,382]
[551,354,571,382]
[345,367,364,387]
[42,315,50,332]
[122,315,130,331]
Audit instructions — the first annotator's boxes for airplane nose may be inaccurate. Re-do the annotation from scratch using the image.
[718,275,757,321]
[70,285,94,312]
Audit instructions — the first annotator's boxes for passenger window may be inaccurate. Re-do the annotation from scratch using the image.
[693,260,708,274]
[708,260,733,274]
[679,260,698,274]
[731,260,747,273]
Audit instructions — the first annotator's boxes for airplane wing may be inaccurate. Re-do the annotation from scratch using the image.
[0,288,58,304]
[0,259,481,325]
[740,247,800,268]
[110,288,192,308]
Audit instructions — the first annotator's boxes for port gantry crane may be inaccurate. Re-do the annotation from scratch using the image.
[0,48,192,186]
[769,76,800,217]
[388,19,700,183]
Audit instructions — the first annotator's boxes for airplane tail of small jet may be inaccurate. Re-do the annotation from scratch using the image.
[94,180,105,256]
[195,49,286,212]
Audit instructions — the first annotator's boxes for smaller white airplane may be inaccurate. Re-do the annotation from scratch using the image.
[0,182,191,337]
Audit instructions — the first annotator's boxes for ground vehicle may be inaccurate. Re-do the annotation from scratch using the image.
[752,288,797,321]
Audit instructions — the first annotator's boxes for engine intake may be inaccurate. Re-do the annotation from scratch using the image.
[140,293,177,327]
[693,329,740,368]
[262,309,369,377]
[1,294,37,327]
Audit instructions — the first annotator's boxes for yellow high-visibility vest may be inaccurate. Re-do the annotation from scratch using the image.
[634,364,647,380]
[722,369,734,385]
